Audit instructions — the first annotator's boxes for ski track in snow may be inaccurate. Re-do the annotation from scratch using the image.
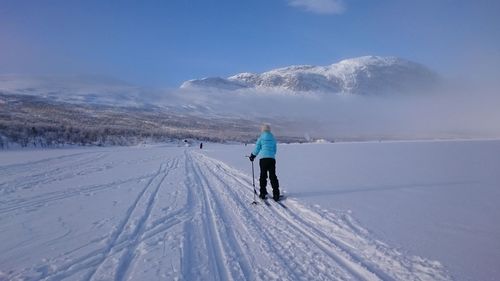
[0,152,109,196]
[0,147,452,281]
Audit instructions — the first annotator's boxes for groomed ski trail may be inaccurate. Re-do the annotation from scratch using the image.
[188,150,451,281]
[0,147,452,281]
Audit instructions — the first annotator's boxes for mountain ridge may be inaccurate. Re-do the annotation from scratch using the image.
[181,56,438,95]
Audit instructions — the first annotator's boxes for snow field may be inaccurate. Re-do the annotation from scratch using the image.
[0,145,453,280]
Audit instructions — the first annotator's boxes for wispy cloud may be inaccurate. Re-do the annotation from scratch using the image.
[288,0,346,15]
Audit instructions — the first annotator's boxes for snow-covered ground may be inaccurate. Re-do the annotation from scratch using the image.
[1,140,499,280]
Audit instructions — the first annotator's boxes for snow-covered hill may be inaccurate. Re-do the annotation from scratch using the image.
[181,56,439,95]
[0,75,279,147]
[0,74,153,107]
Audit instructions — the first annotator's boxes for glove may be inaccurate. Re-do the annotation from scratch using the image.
[249,154,256,162]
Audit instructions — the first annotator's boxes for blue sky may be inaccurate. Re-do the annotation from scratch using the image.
[1,0,499,87]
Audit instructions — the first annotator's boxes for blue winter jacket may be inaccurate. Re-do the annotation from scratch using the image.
[252,131,277,159]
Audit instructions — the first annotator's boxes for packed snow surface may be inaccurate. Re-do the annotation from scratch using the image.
[1,140,499,280]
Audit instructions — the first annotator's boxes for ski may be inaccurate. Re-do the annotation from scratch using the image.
[270,195,287,208]
[260,195,287,208]
[253,195,285,208]
[274,200,287,209]
[260,197,271,206]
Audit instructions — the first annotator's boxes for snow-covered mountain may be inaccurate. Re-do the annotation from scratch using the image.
[181,56,439,95]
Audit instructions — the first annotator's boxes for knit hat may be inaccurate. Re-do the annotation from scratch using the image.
[261,123,271,132]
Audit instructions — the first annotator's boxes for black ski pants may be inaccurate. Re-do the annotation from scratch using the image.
[259,158,280,196]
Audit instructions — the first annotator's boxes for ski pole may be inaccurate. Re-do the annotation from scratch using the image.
[245,155,258,205]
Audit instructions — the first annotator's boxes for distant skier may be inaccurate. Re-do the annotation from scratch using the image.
[200,142,203,149]
[249,124,280,201]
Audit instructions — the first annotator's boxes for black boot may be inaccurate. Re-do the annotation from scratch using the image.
[259,185,268,199]
[273,190,280,201]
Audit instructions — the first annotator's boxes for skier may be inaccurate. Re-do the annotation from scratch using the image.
[249,124,280,201]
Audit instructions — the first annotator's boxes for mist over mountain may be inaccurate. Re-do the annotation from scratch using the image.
[1,55,499,149]
[0,74,157,107]
[181,56,439,95]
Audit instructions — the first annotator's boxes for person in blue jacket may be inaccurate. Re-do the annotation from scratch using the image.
[249,124,280,201]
